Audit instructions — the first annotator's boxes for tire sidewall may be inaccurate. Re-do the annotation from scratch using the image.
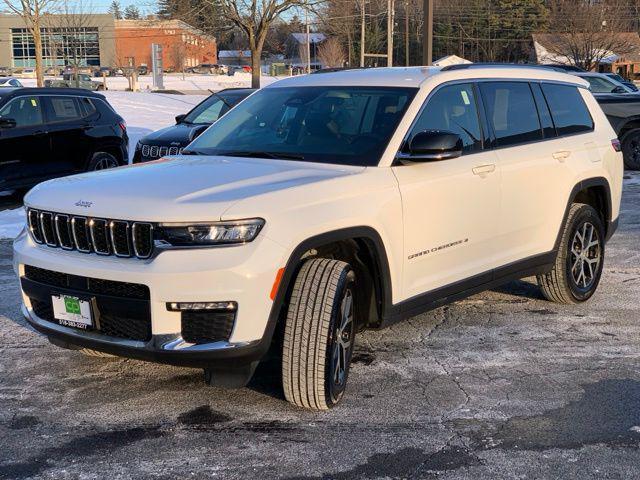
[324,269,356,408]
[564,206,605,302]
[621,129,640,170]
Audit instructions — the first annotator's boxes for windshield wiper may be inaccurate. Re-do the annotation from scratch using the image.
[219,151,305,160]
[181,149,203,155]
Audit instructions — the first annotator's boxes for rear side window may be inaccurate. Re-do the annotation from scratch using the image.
[480,82,542,147]
[541,84,594,136]
[47,97,82,122]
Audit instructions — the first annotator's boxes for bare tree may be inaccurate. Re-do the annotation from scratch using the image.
[45,0,95,87]
[208,0,310,87]
[2,0,59,86]
[545,0,636,70]
[317,37,344,67]
[171,42,187,80]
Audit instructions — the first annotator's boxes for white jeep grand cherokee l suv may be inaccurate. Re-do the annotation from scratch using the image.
[14,66,623,410]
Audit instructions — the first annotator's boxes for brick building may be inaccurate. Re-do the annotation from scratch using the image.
[114,19,217,71]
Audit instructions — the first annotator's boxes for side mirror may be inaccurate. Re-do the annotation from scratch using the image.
[399,130,463,162]
[0,118,17,129]
[612,86,627,94]
[175,114,186,124]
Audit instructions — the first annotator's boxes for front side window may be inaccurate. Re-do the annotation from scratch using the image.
[541,83,594,136]
[480,82,542,147]
[187,86,417,166]
[409,83,482,153]
[0,96,43,126]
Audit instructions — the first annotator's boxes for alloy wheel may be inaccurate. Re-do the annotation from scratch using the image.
[331,288,354,390]
[93,156,118,170]
[570,221,601,290]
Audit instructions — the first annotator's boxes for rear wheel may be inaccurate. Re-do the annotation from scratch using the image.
[621,129,640,170]
[537,203,605,304]
[282,258,356,410]
[87,152,119,171]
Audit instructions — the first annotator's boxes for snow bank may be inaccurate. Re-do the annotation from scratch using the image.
[21,72,284,92]
[0,208,25,239]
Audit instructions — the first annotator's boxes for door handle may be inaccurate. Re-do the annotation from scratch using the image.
[472,164,496,177]
[553,150,571,162]
[33,130,47,136]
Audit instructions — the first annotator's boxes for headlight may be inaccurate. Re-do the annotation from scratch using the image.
[157,218,265,247]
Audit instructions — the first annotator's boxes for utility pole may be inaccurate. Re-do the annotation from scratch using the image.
[360,0,365,67]
[305,9,311,73]
[422,0,433,65]
[405,0,409,66]
[387,0,394,66]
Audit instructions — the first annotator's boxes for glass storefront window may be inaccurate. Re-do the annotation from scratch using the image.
[11,27,101,68]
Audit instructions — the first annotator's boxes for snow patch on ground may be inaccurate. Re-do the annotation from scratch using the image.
[0,208,24,239]
[21,72,284,92]
[624,172,640,186]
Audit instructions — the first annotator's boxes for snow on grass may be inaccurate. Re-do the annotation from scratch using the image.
[0,208,24,239]
[21,72,283,92]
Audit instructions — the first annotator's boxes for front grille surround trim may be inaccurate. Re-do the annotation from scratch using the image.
[28,208,154,260]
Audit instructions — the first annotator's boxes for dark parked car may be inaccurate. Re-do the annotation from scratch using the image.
[604,73,639,92]
[133,88,254,163]
[596,94,640,170]
[0,88,128,192]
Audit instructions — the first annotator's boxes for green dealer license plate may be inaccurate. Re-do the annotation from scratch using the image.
[52,295,94,330]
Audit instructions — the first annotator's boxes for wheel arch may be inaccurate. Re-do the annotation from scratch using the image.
[557,177,614,249]
[267,227,394,340]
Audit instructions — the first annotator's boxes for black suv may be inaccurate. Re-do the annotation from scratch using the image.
[0,88,128,192]
[132,88,254,163]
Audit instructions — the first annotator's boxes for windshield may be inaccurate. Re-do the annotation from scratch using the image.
[185,86,417,166]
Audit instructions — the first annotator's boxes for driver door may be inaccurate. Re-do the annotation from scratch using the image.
[392,83,502,300]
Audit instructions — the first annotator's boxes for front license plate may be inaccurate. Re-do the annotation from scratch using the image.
[52,295,94,330]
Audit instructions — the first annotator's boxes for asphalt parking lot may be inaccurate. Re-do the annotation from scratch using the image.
[1,174,639,479]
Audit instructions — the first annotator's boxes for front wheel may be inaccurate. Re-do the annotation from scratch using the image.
[537,203,605,304]
[621,129,640,170]
[282,258,356,410]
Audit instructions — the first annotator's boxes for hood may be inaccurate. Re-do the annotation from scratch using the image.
[25,155,363,222]
[139,123,208,146]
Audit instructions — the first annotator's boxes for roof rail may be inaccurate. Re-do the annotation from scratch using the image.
[440,62,585,73]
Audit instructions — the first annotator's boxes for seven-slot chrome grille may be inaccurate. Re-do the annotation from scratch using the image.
[27,208,154,259]
[140,144,183,159]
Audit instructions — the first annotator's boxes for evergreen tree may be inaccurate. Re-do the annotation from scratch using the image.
[109,0,123,20]
[123,4,141,20]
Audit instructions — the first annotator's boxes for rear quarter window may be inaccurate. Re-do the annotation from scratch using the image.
[540,83,594,136]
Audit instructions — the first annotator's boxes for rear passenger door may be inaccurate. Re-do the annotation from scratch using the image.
[43,96,92,174]
[392,83,501,299]
[479,81,591,265]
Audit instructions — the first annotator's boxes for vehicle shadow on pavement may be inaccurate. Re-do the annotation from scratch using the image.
[491,279,546,300]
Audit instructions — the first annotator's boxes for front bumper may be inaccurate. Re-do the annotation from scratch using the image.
[22,304,265,368]
[14,228,288,366]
